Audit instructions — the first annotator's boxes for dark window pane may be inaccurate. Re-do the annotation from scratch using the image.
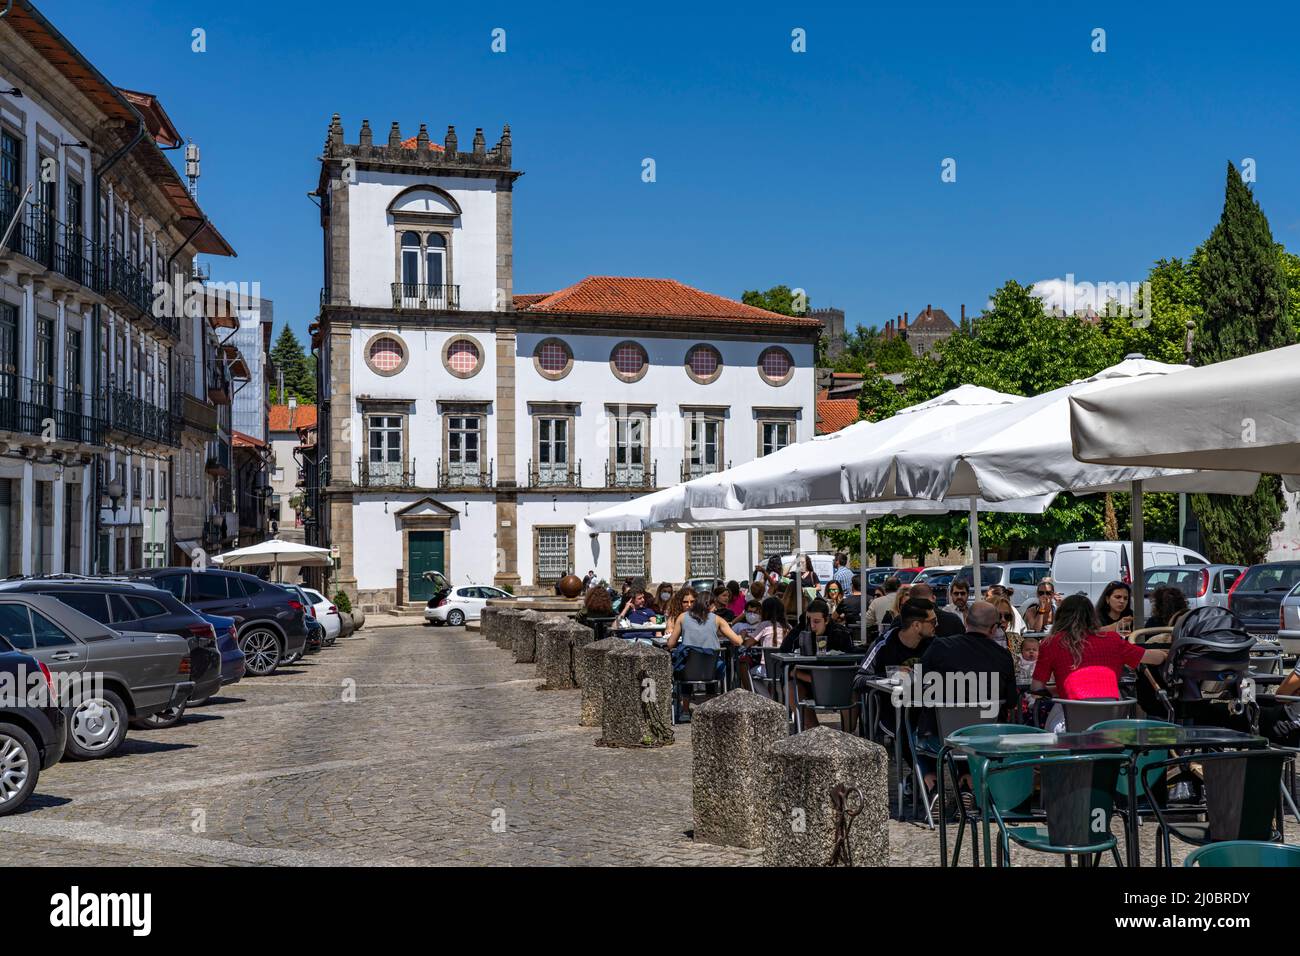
[192,574,229,600]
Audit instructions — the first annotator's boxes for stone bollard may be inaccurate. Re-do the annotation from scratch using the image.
[577,637,623,727]
[515,611,558,664]
[599,642,674,748]
[761,726,889,867]
[535,619,593,689]
[492,608,525,651]
[692,689,789,849]
[480,606,501,643]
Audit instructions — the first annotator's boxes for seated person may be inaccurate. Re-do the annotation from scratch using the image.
[853,600,939,754]
[1024,581,1061,632]
[780,599,853,727]
[1015,634,1040,683]
[909,583,964,636]
[1030,595,1167,695]
[944,580,971,625]
[731,599,763,638]
[984,584,1027,631]
[1143,585,1189,630]
[615,589,659,637]
[711,588,737,623]
[665,590,742,706]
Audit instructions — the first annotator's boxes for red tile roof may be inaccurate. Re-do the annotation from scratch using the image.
[512,293,550,310]
[232,430,267,449]
[816,391,860,434]
[515,277,823,327]
[399,136,445,152]
[268,404,317,433]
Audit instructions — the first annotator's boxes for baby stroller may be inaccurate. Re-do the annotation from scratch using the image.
[1137,605,1258,733]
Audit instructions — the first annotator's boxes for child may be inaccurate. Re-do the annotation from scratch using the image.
[1016,635,1040,683]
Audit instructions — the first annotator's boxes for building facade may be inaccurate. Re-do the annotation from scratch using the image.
[312,117,821,610]
[1,1,235,574]
[268,400,316,542]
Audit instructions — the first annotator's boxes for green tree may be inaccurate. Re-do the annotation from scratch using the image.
[1188,164,1292,564]
[269,324,316,405]
[741,285,809,316]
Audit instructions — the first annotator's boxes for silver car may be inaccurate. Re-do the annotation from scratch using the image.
[0,593,194,761]
[1277,582,1300,658]
[1141,564,1245,620]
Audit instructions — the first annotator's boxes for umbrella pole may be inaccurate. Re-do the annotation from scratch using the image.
[969,498,982,597]
[747,528,754,586]
[859,514,868,646]
[1131,480,1144,611]
[795,519,803,620]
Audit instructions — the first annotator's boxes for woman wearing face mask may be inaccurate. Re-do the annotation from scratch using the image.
[739,596,791,691]
[652,582,674,613]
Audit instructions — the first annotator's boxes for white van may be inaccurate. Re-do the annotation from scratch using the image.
[1050,541,1209,606]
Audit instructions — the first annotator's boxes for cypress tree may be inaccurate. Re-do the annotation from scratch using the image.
[1189,163,1292,564]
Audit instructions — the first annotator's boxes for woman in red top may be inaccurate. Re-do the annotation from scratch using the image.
[1031,595,1167,695]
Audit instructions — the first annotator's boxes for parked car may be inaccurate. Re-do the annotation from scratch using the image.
[0,594,193,760]
[1229,561,1300,641]
[300,588,341,644]
[1141,564,1245,619]
[0,580,223,725]
[196,612,245,698]
[864,567,898,589]
[0,647,66,816]
[894,567,925,584]
[129,569,309,677]
[913,565,962,606]
[426,584,515,626]
[1276,582,1300,657]
[277,586,325,664]
[1050,541,1208,605]
[774,552,836,584]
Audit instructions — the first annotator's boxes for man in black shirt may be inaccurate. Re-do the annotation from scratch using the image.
[918,601,1019,725]
[909,583,964,637]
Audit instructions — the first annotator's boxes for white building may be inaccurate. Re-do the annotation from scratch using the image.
[1,2,235,574]
[313,117,820,610]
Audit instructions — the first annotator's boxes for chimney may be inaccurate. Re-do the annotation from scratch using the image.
[387,122,401,148]
[926,303,932,319]
[901,311,909,331]
[960,303,966,323]
[288,395,297,412]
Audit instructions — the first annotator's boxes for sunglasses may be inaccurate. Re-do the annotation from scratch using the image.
[1038,589,1052,596]
[1000,614,1014,623]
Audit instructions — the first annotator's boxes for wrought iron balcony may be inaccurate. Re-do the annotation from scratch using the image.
[1,200,103,292]
[437,460,493,489]
[605,461,657,489]
[0,373,104,445]
[681,459,731,482]
[391,283,460,311]
[527,459,582,488]
[107,385,177,446]
[356,457,416,488]
[106,251,154,318]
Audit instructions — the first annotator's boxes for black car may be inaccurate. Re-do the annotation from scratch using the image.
[0,648,66,816]
[129,569,309,677]
[278,586,325,664]
[0,580,223,726]
[1229,561,1300,638]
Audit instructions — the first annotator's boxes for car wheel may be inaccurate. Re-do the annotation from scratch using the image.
[64,689,129,760]
[240,628,282,676]
[188,694,212,708]
[0,723,39,817]
[284,650,302,665]
[130,703,186,730]
[447,609,465,626]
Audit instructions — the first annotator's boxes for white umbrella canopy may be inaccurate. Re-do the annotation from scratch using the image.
[1069,343,1300,481]
[851,358,1262,503]
[211,538,333,569]
[681,384,1026,514]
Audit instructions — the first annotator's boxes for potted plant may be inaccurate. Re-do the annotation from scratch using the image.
[336,589,363,630]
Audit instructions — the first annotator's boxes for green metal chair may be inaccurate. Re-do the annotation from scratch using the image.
[939,724,1046,867]
[1142,749,1289,866]
[1089,718,1176,828]
[987,752,1128,867]
[1184,840,1300,867]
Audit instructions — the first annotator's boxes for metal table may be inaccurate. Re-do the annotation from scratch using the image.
[768,651,864,708]
[859,676,909,815]
[942,725,1268,868]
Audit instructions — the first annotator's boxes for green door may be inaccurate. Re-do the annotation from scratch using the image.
[408,531,445,602]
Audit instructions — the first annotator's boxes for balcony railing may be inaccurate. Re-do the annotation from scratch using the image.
[176,391,218,433]
[391,283,460,311]
[357,457,416,488]
[106,251,155,318]
[528,459,582,488]
[1,200,103,292]
[605,461,657,489]
[0,373,104,445]
[107,386,177,445]
[681,459,731,482]
[437,460,493,489]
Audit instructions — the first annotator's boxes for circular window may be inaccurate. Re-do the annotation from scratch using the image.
[533,337,573,381]
[684,344,722,384]
[441,334,484,379]
[758,346,794,386]
[609,341,649,383]
[366,335,408,376]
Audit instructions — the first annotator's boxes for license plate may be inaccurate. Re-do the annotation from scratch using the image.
[1248,632,1277,642]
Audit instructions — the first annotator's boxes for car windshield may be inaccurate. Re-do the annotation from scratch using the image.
[1237,563,1300,593]
[1143,567,1202,596]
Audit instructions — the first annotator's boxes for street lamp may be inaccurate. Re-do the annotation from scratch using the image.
[106,479,124,512]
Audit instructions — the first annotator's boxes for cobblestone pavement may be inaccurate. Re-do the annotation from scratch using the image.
[2,623,1293,866]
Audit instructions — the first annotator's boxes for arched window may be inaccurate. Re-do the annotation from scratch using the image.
[425,233,446,289]
[400,232,420,291]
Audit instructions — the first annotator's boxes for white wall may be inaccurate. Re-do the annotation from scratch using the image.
[352,493,498,591]
[346,171,499,312]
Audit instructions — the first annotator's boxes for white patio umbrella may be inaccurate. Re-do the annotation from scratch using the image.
[211,538,333,582]
[1069,343,1300,482]
[823,356,1262,592]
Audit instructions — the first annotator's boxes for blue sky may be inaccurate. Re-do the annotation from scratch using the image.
[46,0,1300,342]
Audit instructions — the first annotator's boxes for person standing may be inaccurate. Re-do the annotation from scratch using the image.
[832,553,855,597]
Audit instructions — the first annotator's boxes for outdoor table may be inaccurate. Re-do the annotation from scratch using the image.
[768,651,865,709]
[940,725,1268,868]
[858,675,909,814]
